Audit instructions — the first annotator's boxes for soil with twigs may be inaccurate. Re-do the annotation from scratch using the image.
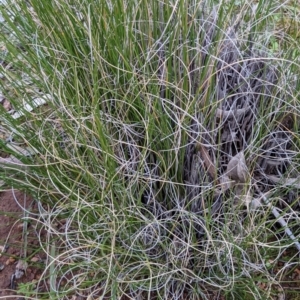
[0,190,46,299]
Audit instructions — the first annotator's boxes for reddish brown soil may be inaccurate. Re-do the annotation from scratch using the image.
[0,190,45,300]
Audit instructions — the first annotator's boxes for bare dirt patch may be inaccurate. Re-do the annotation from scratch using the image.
[0,190,45,300]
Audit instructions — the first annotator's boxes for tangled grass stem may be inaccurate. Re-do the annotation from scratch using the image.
[0,0,300,299]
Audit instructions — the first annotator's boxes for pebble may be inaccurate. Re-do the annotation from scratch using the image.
[5,257,16,265]
[30,256,40,263]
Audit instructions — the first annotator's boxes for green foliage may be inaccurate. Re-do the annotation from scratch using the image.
[1,0,300,299]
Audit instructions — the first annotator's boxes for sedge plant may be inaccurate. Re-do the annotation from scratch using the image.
[0,0,300,299]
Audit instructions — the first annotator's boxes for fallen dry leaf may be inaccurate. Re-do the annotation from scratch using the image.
[226,151,248,183]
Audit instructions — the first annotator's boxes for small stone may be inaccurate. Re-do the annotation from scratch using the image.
[5,257,16,265]
[16,260,28,271]
[14,260,28,279]
[14,269,25,279]
[0,263,4,271]
[30,257,40,263]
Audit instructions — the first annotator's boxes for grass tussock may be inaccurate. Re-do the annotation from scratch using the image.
[1,0,300,299]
